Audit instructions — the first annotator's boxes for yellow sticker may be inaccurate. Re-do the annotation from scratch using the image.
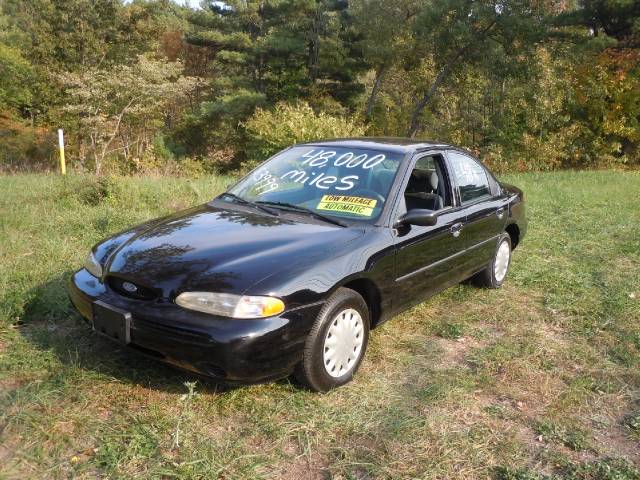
[317,194,378,217]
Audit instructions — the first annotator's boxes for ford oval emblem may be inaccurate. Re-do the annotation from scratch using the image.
[122,281,138,293]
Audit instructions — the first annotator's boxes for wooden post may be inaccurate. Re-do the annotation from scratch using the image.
[58,128,66,175]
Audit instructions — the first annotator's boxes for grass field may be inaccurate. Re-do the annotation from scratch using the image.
[1,171,639,479]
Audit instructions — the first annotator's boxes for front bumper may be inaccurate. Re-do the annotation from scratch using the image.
[69,269,323,382]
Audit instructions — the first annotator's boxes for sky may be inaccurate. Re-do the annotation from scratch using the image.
[161,1,233,10]
[124,0,239,10]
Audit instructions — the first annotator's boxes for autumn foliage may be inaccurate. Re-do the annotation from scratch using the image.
[0,0,638,173]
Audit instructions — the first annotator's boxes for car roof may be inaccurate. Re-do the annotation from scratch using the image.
[296,137,453,155]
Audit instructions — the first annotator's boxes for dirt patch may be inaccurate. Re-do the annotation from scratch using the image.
[0,443,13,464]
[0,377,25,395]
[270,453,327,480]
[202,413,249,440]
[592,408,640,464]
[262,438,327,480]
[593,426,640,464]
[434,336,482,369]
[510,421,600,476]
[0,436,25,479]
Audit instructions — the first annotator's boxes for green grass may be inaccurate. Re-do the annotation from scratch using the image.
[1,171,639,479]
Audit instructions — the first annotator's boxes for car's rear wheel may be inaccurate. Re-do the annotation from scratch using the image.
[295,288,369,392]
[474,233,512,288]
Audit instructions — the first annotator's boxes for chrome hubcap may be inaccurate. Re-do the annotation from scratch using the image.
[323,308,364,378]
[494,240,511,282]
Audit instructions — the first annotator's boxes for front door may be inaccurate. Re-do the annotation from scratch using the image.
[392,153,467,312]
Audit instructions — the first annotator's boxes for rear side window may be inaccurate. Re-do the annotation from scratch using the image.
[448,151,491,204]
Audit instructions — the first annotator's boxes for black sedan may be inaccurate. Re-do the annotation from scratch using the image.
[69,138,527,391]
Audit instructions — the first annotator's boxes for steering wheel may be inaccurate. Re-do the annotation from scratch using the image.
[350,189,386,204]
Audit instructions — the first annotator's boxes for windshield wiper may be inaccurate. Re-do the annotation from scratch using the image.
[256,201,347,227]
[218,192,279,216]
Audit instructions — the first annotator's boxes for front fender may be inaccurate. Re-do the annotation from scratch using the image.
[246,227,395,314]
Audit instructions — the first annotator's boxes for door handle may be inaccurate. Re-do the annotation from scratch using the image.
[496,207,506,219]
[450,222,463,238]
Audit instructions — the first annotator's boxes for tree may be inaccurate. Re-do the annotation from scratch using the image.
[0,44,34,113]
[405,0,547,137]
[183,0,367,161]
[555,0,640,46]
[351,0,421,120]
[1,0,639,172]
[1,0,121,69]
[58,56,197,173]
[552,0,640,163]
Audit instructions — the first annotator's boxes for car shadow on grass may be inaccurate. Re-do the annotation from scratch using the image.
[17,271,248,396]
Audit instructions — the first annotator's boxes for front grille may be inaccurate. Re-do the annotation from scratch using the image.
[133,317,212,342]
[107,276,160,301]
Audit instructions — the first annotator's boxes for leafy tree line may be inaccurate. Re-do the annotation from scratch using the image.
[0,0,638,174]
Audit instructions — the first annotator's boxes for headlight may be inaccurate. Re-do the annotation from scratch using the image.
[175,292,285,319]
[84,251,103,278]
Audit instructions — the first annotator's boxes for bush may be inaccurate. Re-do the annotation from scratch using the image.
[243,101,365,165]
[0,114,56,172]
[74,176,117,206]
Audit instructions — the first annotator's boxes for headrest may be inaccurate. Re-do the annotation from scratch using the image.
[430,171,439,190]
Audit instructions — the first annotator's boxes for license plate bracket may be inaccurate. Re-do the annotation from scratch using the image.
[92,300,131,345]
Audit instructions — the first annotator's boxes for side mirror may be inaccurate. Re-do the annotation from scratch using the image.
[396,209,438,227]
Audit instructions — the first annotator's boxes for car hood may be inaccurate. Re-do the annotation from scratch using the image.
[101,203,365,297]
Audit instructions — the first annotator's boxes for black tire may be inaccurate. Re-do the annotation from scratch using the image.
[473,233,512,289]
[294,287,370,392]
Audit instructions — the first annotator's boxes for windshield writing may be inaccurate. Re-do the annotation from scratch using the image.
[228,146,403,221]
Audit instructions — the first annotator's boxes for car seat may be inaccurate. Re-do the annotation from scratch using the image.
[405,170,443,211]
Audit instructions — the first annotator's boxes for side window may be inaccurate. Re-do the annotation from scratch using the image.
[400,154,450,214]
[448,152,491,204]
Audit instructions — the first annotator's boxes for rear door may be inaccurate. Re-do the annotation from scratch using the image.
[445,150,507,276]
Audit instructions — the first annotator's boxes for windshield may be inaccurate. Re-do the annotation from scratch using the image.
[228,146,403,222]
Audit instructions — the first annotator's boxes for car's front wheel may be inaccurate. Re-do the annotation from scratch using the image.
[295,288,369,392]
[474,233,512,288]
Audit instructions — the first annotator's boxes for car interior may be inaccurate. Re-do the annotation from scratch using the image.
[401,155,449,213]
